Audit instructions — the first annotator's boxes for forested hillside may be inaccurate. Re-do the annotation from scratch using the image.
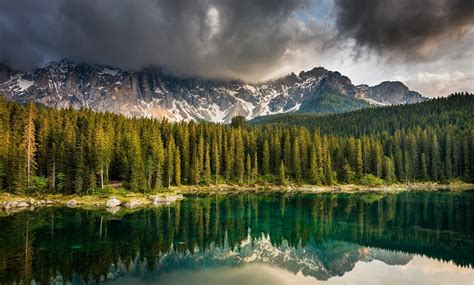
[0,93,472,194]
[251,93,473,136]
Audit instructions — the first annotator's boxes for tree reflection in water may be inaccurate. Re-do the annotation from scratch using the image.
[0,191,473,284]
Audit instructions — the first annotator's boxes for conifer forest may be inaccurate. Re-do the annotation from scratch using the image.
[0,93,473,194]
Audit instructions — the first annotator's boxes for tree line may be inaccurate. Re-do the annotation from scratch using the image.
[0,93,473,194]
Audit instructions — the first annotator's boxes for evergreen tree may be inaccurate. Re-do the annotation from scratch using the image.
[174,147,181,186]
[262,139,270,176]
[235,130,245,183]
[279,160,286,186]
[383,156,396,184]
[253,152,258,182]
[246,153,252,184]
[293,137,302,183]
[212,136,220,184]
[420,152,429,180]
[343,159,354,183]
[431,133,441,181]
[309,144,321,185]
[444,133,453,181]
[23,102,37,190]
[355,140,363,181]
[129,130,146,192]
[225,132,234,182]
[165,136,175,188]
[204,143,211,185]
[151,130,165,191]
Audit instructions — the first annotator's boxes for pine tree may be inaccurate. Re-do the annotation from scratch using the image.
[212,136,220,184]
[283,131,292,174]
[444,133,452,181]
[246,153,252,184]
[420,152,428,180]
[174,147,181,186]
[373,141,383,178]
[394,144,404,181]
[343,159,354,183]
[431,133,441,181]
[355,140,363,181]
[129,130,146,192]
[235,130,245,183]
[279,160,286,186]
[383,156,396,184]
[165,136,175,188]
[309,144,321,185]
[225,132,234,182]
[323,139,336,185]
[262,139,270,176]
[403,150,411,183]
[253,152,258,182]
[151,130,165,191]
[23,102,37,190]
[181,127,191,184]
[293,137,302,183]
[204,143,211,185]
[198,134,205,177]
[95,127,107,190]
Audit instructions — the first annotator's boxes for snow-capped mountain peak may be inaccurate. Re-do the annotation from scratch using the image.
[0,61,426,123]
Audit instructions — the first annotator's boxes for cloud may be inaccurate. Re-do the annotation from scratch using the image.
[0,0,333,81]
[332,0,474,60]
[404,71,474,97]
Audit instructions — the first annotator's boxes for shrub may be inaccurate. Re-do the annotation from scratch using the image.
[359,174,385,186]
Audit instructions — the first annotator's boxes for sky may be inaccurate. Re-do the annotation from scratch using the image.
[0,0,473,97]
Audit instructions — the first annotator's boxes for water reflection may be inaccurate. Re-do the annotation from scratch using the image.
[0,191,473,284]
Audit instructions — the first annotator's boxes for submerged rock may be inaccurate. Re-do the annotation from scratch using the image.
[106,197,122,208]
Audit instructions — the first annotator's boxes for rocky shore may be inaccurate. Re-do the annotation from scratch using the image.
[0,193,184,215]
[1,181,472,216]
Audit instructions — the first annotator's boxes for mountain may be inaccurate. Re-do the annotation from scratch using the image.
[98,236,412,283]
[0,60,426,123]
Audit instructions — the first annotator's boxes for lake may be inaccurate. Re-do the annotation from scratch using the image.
[1,191,473,284]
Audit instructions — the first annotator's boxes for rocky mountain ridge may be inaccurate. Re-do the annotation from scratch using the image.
[0,60,426,123]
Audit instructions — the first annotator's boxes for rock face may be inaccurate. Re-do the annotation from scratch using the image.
[356,81,425,105]
[0,61,426,123]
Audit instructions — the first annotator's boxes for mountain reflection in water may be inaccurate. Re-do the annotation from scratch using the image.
[0,191,473,284]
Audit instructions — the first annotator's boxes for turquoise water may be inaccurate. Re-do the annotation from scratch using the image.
[1,191,473,284]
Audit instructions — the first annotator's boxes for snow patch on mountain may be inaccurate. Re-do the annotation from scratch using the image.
[0,60,426,123]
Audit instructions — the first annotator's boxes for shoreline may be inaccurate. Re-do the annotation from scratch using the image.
[1,182,472,215]
[175,181,474,194]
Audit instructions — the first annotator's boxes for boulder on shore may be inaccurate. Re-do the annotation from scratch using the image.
[124,200,142,209]
[17,201,30,208]
[2,201,18,209]
[106,197,122,208]
[152,194,184,205]
[67,199,77,207]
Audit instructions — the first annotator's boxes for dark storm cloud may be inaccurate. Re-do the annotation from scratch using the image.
[0,0,315,80]
[333,0,474,59]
